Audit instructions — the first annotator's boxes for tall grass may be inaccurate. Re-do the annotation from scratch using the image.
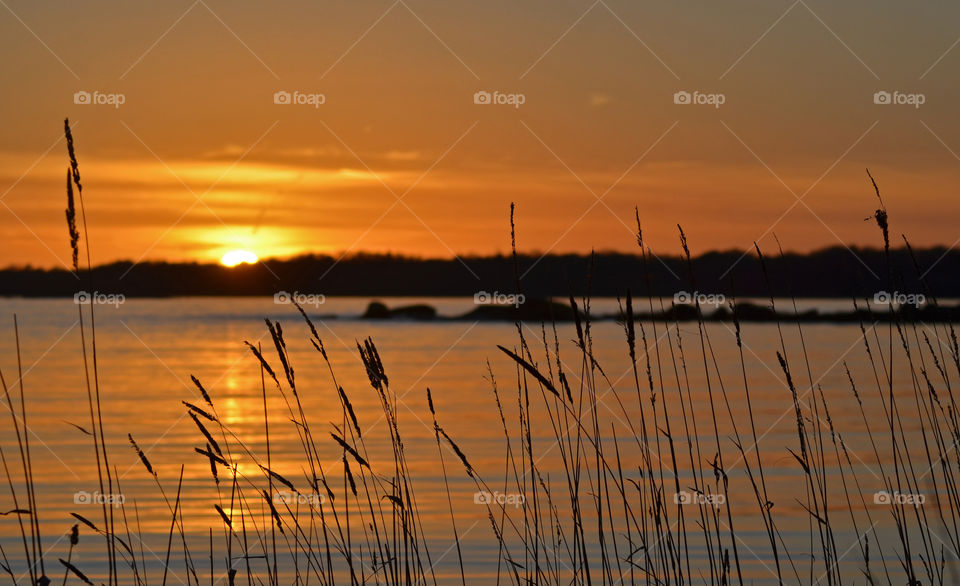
[0,126,958,584]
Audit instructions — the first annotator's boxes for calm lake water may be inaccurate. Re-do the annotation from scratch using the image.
[0,297,954,584]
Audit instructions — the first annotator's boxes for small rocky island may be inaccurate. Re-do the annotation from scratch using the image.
[358,298,960,323]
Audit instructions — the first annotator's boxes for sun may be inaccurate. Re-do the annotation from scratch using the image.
[220,249,259,267]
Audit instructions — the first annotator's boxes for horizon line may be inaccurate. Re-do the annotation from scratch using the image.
[1,242,952,273]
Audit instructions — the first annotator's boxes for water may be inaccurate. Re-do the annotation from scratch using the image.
[0,297,953,584]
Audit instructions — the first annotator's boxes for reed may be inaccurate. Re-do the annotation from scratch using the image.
[2,125,960,585]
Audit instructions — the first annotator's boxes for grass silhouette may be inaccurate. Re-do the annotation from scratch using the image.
[0,122,958,585]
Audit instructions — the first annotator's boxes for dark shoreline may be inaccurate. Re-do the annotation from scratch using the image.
[3,296,956,323]
[2,245,959,298]
[357,299,960,323]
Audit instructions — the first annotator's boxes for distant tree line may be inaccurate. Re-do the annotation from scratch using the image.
[1,246,957,298]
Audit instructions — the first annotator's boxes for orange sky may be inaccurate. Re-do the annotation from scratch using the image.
[1,1,959,269]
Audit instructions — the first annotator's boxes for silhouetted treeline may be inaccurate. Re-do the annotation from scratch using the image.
[1,246,957,298]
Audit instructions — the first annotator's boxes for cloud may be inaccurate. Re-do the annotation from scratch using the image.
[201,144,247,158]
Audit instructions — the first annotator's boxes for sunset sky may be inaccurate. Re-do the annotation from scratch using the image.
[1,0,959,269]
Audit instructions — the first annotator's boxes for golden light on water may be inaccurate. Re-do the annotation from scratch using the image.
[220,249,259,267]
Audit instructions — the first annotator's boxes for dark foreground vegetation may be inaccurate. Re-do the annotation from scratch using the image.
[2,121,959,585]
